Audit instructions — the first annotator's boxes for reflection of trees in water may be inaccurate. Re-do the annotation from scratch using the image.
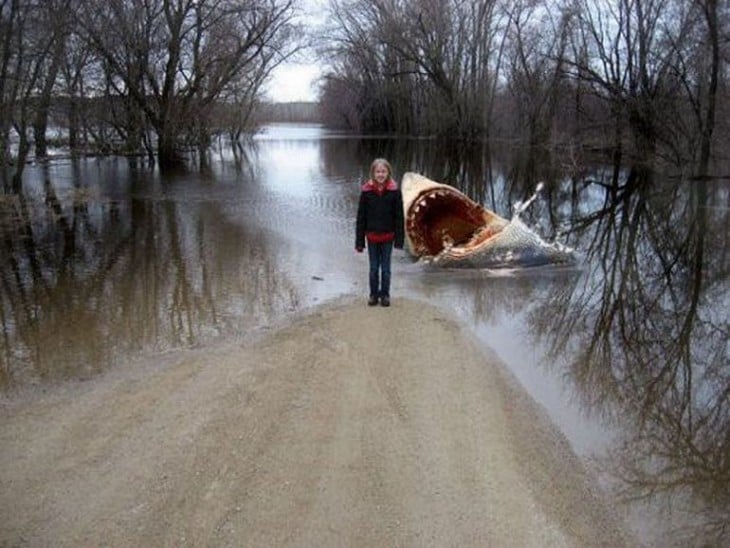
[529,176,730,545]
[0,166,299,388]
[351,136,510,211]
[408,259,581,355]
[319,138,366,183]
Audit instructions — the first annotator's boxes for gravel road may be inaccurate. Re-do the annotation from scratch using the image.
[0,298,630,547]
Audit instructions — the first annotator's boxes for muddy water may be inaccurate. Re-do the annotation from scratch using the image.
[1,124,728,546]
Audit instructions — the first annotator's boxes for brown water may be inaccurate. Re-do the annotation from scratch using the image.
[1,124,728,546]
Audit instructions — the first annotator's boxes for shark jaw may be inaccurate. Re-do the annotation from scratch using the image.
[402,172,509,261]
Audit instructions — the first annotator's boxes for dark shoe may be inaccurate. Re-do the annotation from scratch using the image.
[368,296,378,306]
[380,297,390,307]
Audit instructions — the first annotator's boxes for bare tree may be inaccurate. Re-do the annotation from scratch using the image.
[0,0,23,170]
[321,0,508,138]
[31,0,73,159]
[57,29,98,154]
[319,0,728,185]
[564,0,700,186]
[77,0,300,169]
[0,0,68,190]
[502,0,570,185]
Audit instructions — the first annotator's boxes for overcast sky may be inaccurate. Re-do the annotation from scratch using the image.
[266,62,323,102]
[264,0,327,103]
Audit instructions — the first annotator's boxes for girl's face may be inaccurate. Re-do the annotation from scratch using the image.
[373,164,389,184]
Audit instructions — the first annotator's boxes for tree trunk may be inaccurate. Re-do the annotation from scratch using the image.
[68,96,78,152]
[698,0,719,178]
[33,28,65,159]
[157,129,183,170]
[12,126,31,193]
[125,93,143,153]
[32,103,51,158]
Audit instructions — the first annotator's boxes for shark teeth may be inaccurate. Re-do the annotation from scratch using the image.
[414,191,441,211]
[402,173,510,260]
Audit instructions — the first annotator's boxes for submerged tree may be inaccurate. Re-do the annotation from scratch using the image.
[319,0,729,183]
[77,0,300,169]
[0,0,73,191]
[0,0,302,179]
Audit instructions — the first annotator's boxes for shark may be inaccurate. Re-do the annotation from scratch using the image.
[401,172,575,268]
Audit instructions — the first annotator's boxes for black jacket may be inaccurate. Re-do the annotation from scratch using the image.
[355,180,405,249]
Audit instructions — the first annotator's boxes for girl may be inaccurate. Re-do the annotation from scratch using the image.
[355,158,404,307]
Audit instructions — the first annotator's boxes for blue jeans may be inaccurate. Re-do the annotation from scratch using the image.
[367,241,393,298]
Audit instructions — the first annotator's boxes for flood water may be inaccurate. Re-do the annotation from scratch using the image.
[1,124,728,546]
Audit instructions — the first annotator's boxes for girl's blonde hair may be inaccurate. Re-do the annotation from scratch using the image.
[369,158,392,180]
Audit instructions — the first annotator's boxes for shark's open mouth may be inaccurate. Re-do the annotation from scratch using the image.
[401,173,577,268]
[402,173,508,260]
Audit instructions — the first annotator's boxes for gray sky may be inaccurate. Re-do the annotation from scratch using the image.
[266,63,322,102]
[265,0,327,102]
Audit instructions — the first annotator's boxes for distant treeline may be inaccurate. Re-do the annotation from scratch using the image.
[256,102,322,124]
[30,96,322,148]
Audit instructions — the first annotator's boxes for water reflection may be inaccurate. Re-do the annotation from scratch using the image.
[0,159,303,387]
[0,125,728,545]
[528,178,730,545]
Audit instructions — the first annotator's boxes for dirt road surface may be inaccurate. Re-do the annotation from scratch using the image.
[1,298,630,547]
